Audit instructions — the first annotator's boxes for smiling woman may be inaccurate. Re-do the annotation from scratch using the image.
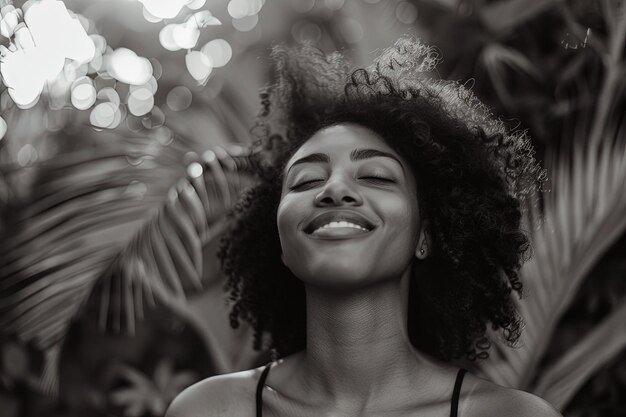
[277,124,422,292]
[165,37,560,417]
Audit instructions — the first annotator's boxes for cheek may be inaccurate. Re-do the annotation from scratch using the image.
[276,196,310,276]
[379,195,421,248]
[276,196,301,245]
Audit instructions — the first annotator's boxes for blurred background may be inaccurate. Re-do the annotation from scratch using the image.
[0,0,625,416]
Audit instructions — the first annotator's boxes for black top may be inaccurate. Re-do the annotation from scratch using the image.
[256,362,468,417]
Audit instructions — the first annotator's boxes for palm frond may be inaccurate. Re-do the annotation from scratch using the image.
[478,0,557,36]
[477,125,626,393]
[534,299,626,408]
[480,42,542,108]
[476,10,626,402]
[0,124,256,394]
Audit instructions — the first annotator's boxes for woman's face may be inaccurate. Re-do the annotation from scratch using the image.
[277,123,423,290]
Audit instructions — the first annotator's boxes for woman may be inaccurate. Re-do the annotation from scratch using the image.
[166,37,560,417]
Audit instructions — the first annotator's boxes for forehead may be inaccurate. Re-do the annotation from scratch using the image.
[285,124,397,169]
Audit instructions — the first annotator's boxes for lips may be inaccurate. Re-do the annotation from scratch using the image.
[303,210,376,235]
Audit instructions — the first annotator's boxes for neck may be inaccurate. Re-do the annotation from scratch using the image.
[296,268,430,407]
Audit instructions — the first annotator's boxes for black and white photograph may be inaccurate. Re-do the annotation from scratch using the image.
[0,0,625,416]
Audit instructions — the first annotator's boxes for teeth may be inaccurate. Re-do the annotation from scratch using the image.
[313,221,369,233]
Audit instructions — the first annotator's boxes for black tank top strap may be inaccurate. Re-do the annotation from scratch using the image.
[450,368,468,417]
[256,362,273,417]
[256,363,467,417]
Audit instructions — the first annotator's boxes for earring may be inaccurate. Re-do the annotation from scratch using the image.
[420,248,425,255]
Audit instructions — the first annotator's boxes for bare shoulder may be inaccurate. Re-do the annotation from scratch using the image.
[461,373,562,417]
[165,366,265,417]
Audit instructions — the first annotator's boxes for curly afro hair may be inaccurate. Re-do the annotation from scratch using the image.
[217,36,546,362]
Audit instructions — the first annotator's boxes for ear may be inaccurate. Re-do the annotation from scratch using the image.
[414,221,431,260]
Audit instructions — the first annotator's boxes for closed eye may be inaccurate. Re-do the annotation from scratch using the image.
[289,179,324,191]
[359,176,395,184]
[289,176,395,191]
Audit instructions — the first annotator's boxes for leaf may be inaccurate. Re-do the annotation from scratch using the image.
[476,125,626,393]
[0,124,255,394]
[110,365,163,417]
[533,299,626,409]
[479,0,558,36]
[110,359,198,417]
[480,43,542,108]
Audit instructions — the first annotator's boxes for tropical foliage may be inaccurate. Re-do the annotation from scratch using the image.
[0,0,624,416]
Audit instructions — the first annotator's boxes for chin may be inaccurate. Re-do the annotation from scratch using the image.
[299,260,375,288]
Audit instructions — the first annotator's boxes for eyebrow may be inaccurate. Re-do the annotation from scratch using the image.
[287,148,405,174]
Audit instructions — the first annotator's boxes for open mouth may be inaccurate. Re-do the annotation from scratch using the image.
[310,221,371,235]
[304,211,376,237]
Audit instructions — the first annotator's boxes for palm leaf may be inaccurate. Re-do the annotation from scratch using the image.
[480,42,542,108]
[0,121,256,394]
[533,299,626,408]
[478,0,557,36]
[476,11,626,405]
[476,119,626,395]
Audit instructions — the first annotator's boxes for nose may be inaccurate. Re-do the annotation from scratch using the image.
[314,174,363,206]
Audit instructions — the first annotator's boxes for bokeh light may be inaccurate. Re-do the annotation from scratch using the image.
[292,21,322,43]
[149,58,163,80]
[124,180,148,200]
[188,10,221,27]
[142,7,163,23]
[97,87,121,107]
[128,87,155,116]
[138,0,188,19]
[90,86,123,129]
[167,86,193,111]
[248,0,265,14]
[159,24,180,51]
[227,0,265,20]
[202,149,216,163]
[94,75,117,90]
[227,0,250,19]
[339,17,363,43]
[105,48,153,85]
[14,23,34,49]
[25,0,95,63]
[183,151,200,165]
[70,77,97,110]
[232,14,258,32]
[90,102,118,128]
[141,106,166,129]
[2,49,46,109]
[187,162,203,178]
[88,53,103,73]
[0,0,241,126]
[200,39,232,68]
[158,12,221,53]
[186,50,213,81]
[153,126,174,146]
[130,76,158,95]
[395,2,418,24]
[187,0,207,10]
[173,22,200,49]
[16,144,38,167]
[0,6,21,38]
